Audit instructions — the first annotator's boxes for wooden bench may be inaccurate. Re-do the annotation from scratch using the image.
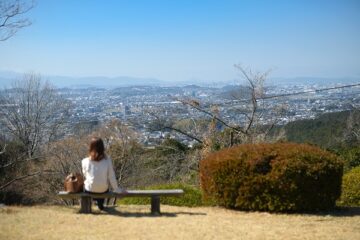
[58,189,184,214]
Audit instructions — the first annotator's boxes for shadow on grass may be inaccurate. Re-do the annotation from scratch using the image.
[77,206,207,218]
[262,206,360,217]
[309,207,360,217]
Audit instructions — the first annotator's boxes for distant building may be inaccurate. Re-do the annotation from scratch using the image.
[124,105,131,116]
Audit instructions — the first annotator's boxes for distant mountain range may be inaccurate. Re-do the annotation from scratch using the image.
[0,71,166,88]
[0,70,359,88]
[267,77,360,86]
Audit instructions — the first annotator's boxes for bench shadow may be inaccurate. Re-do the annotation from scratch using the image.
[172,211,207,216]
[104,207,176,218]
[78,206,207,218]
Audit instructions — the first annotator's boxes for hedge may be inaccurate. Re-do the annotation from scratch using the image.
[338,166,360,206]
[200,143,343,212]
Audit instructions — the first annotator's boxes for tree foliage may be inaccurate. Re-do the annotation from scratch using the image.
[283,110,360,149]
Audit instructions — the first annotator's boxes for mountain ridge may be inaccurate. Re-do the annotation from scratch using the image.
[0,70,359,88]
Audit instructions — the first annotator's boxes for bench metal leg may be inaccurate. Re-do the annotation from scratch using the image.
[151,196,160,215]
[104,197,117,207]
[80,196,92,213]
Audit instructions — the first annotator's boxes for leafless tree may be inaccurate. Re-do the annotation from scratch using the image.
[0,73,72,158]
[0,0,34,41]
[94,119,142,185]
[38,120,140,203]
[0,74,71,193]
[41,135,88,203]
[138,65,286,160]
[177,65,286,148]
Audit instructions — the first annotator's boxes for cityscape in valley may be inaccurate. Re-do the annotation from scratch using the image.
[57,81,360,147]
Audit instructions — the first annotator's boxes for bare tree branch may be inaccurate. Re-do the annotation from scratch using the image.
[0,143,6,155]
[0,0,35,41]
[0,172,40,190]
[175,98,247,135]
[0,154,36,169]
[0,169,54,191]
[145,112,203,144]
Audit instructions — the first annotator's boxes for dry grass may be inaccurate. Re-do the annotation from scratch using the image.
[1,205,360,240]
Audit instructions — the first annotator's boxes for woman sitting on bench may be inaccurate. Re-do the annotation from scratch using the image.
[82,137,124,210]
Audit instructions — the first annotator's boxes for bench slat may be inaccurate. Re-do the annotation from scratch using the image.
[58,189,184,199]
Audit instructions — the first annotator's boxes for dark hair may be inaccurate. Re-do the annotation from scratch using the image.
[89,137,105,161]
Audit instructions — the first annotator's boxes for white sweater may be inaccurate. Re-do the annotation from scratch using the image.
[81,156,119,193]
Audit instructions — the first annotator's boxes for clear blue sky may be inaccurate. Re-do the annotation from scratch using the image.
[0,0,359,82]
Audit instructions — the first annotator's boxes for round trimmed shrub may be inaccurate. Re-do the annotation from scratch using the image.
[339,166,360,206]
[200,143,343,212]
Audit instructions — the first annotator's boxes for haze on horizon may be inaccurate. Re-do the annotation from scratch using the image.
[0,0,359,84]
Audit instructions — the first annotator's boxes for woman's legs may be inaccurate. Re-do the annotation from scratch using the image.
[96,197,105,210]
[84,189,109,210]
